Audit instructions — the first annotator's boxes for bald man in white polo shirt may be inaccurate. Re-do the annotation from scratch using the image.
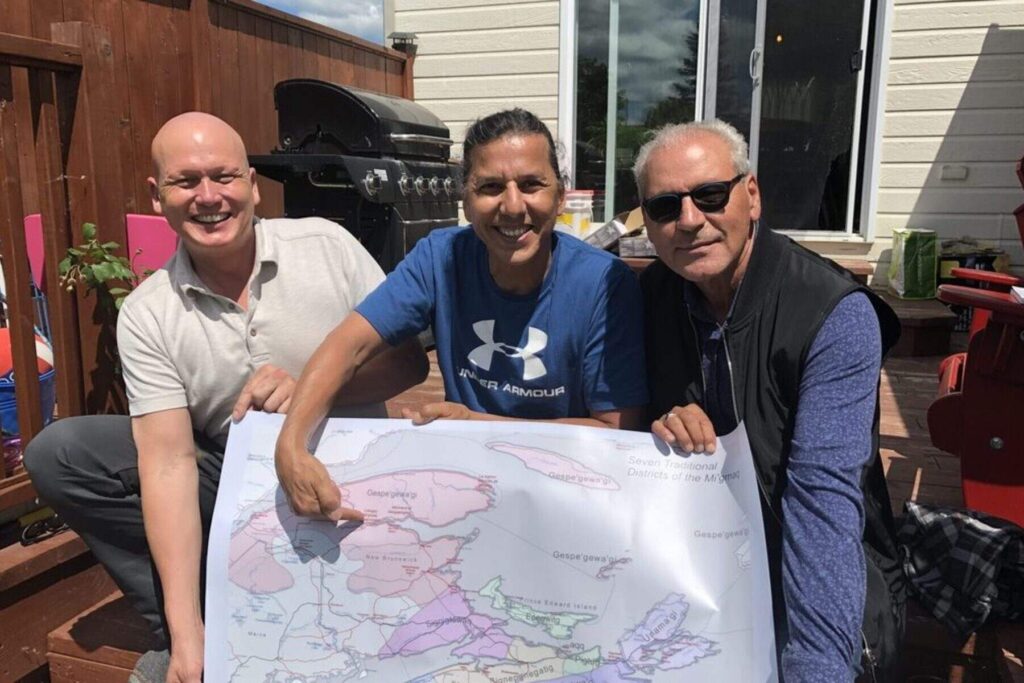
[25,112,428,683]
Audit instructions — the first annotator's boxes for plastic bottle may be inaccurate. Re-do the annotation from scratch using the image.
[556,189,595,239]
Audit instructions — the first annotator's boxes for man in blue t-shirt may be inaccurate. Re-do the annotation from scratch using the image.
[355,227,646,421]
[274,108,647,523]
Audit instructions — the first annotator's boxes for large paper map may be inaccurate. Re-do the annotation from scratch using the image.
[206,413,777,682]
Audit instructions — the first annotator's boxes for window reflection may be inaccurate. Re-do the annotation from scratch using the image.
[575,0,701,219]
[757,0,864,231]
[712,0,756,143]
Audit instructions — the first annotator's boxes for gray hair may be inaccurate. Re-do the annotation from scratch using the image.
[632,119,751,194]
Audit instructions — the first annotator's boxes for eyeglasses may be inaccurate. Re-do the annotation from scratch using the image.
[642,174,746,222]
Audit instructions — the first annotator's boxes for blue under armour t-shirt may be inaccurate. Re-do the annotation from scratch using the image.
[356,227,648,419]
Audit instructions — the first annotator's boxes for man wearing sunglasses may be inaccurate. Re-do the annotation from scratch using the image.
[635,120,904,682]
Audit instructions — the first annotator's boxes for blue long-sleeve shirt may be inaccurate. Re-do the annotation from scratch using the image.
[684,287,881,681]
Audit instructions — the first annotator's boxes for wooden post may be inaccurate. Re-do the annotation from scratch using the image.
[0,63,44,442]
[402,52,415,100]
[190,0,213,112]
[32,57,84,420]
[52,22,131,415]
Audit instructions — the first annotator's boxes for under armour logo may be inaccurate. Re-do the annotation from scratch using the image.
[468,320,548,381]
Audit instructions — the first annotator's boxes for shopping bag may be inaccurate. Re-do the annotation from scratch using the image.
[888,228,938,299]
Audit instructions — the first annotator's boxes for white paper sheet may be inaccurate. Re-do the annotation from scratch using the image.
[205,413,777,682]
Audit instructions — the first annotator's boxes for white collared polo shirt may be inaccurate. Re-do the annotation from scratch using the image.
[116,216,387,445]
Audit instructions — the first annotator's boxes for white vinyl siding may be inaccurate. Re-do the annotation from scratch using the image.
[872,0,1024,278]
[393,0,561,153]
[389,0,1024,277]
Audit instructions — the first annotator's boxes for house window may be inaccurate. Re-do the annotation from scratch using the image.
[573,0,703,221]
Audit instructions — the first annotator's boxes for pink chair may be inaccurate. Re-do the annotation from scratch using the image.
[23,214,46,293]
[19,214,53,340]
[125,214,177,278]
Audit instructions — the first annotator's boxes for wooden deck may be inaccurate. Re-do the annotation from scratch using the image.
[875,342,1024,682]
[880,352,966,513]
[27,343,1024,682]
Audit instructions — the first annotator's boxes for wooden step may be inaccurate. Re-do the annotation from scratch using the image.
[0,528,89,592]
[0,528,94,679]
[0,471,38,512]
[833,257,873,285]
[47,591,155,683]
[874,288,958,357]
[0,548,115,682]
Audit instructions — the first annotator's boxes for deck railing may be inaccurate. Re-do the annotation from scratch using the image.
[0,6,413,493]
[0,33,84,493]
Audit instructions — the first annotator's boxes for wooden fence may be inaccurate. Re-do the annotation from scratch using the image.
[0,0,412,491]
[2,0,412,221]
[0,0,412,429]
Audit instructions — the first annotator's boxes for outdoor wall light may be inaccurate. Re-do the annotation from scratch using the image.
[388,32,419,57]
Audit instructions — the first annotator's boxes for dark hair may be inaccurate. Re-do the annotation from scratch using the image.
[461,108,563,187]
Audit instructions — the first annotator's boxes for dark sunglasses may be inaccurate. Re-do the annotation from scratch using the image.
[642,174,746,222]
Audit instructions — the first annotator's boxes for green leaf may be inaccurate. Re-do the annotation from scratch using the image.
[112,265,135,280]
[60,222,141,314]
[91,262,114,281]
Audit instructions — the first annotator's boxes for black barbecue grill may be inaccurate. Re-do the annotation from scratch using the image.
[250,79,461,272]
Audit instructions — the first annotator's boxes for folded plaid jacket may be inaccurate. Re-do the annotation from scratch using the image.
[899,501,1024,636]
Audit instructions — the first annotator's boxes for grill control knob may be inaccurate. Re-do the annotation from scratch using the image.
[362,171,382,197]
[399,174,412,195]
[443,177,454,195]
[429,177,441,196]
[414,176,427,195]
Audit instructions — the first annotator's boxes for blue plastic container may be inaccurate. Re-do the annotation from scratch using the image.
[0,368,56,436]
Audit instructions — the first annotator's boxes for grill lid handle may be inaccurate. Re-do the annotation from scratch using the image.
[388,133,454,147]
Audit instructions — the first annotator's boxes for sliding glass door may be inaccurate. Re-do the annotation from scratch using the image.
[755,0,871,232]
[568,0,875,234]
[704,0,760,147]
[574,0,702,221]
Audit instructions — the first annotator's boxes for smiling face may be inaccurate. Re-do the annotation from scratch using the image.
[148,113,260,262]
[642,131,761,297]
[463,133,565,294]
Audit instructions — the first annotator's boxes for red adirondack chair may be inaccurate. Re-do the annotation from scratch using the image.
[928,154,1024,526]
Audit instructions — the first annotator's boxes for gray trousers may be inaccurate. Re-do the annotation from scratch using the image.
[23,415,224,647]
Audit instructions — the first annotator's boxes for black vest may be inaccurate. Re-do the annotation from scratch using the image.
[640,227,905,674]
